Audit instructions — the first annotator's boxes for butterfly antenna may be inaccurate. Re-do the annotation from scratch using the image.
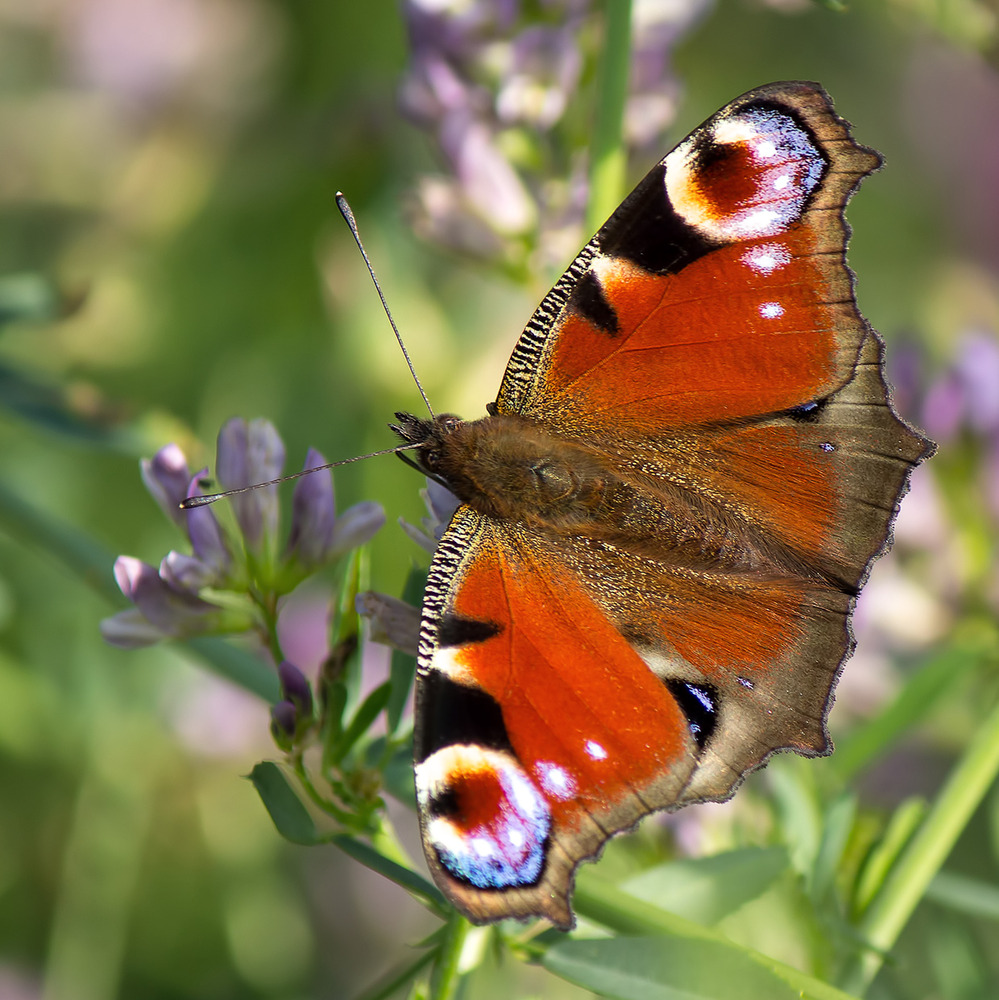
[179,443,422,509]
[336,192,434,419]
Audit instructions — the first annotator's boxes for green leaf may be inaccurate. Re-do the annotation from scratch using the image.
[545,935,836,1000]
[329,681,391,764]
[248,761,319,845]
[329,834,445,910]
[841,692,999,994]
[351,946,436,1000]
[188,636,280,702]
[832,637,988,781]
[332,547,364,647]
[853,797,926,916]
[810,794,857,903]
[0,364,132,447]
[926,871,999,921]
[768,759,823,876]
[619,847,789,926]
[569,878,859,1000]
[322,678,348,738]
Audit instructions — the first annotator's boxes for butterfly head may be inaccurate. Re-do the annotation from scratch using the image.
[390,411,466,480]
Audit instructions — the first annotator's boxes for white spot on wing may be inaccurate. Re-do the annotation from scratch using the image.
[585,740,608,761]
[759,301,784,319]
[741,209,781,236]
[429,644,475,684]
[741,243,791,275]
[535,761,576,800]
[712,117,758,146]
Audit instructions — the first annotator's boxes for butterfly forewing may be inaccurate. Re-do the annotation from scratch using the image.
[410,81,932,928]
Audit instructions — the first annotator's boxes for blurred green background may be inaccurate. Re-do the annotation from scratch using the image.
[2,0,999,997]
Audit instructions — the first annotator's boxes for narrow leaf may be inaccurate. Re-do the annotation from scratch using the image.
[926,871,999,921]
[853,797,926,916]
[833,640,985,781]
[351,946,436,1000]
[331,681,391,764]
[545,935,852,1000]
[381,738,417,810]
[570,878,859,1000]
[810,794,857,903]
[248,761,319,845]
[620,847,789,926]
[329,833,445,909]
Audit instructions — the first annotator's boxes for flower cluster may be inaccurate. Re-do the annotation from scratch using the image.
[914,330,999,518]
[101,417,385,649]
[399,0,710,262]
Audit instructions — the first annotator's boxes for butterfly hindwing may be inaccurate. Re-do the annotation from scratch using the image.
[415,508,699,928]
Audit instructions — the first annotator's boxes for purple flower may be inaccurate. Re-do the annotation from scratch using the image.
[495,25,583,129]
[216,418,285,556]
[284,449,385,577]
[183,470,235,582]
[398,0,708,258]
[440,115,535,235]
[922,331,999,442]
[140,443,192,529]
[626,0,710,153]
[278,660,314,717]
[101,556,247,648]
[102,419,386,651]
[953,331,999,435]
[359,478,460,656]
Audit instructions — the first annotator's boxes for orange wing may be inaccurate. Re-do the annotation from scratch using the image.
[496,81,875,432]
[414,510,697,928]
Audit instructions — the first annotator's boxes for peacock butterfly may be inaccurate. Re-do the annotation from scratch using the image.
[390,81,932,929]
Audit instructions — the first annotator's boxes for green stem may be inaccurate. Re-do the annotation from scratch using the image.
[352,946,437,1000]
[840,695,999,994]
[429,911,470,1000]
[290,754,353,824]
[251,587,285,666]
[585,0,633,234]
